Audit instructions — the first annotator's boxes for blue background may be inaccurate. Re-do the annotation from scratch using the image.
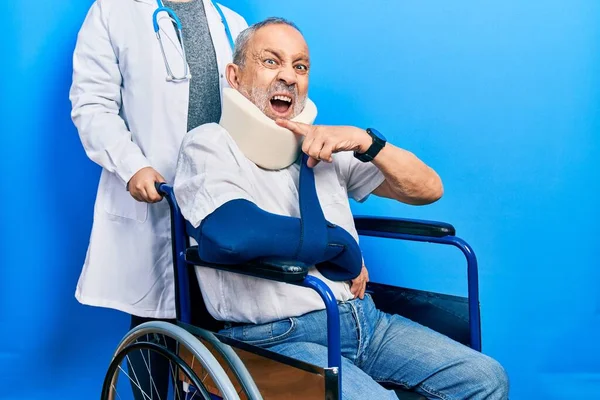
[1,0,598,399]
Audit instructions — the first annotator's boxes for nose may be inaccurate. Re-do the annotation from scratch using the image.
[277,64,297,86]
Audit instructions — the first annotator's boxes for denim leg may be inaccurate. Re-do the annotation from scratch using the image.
[219,303,365,362]
[219,306,400,399]
[357,297,509,400]
[219,296,508,400]
[268,341,400,400]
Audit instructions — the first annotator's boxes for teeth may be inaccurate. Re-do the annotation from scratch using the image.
[272,95,292,103]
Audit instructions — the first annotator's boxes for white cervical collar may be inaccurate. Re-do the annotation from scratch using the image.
[219,87,318,170]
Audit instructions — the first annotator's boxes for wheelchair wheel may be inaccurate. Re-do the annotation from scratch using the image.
[101,321,245,400]
[190,328,263,400]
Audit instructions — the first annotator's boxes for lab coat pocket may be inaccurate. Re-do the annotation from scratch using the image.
[103,172,148,223]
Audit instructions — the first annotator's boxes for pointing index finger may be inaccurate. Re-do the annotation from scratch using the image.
[276,119,308,136]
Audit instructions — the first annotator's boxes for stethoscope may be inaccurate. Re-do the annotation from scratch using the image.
[153,0,235,82]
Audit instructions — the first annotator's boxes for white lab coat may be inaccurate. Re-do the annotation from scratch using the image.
[69,0,248,318]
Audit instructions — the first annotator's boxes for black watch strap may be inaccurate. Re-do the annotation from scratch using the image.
[354,128,386,162]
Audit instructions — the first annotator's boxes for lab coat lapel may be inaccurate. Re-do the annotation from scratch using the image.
[203,0,234,93]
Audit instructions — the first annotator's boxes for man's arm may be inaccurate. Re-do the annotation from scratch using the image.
[368,142,443,205]
[275,120,443,205]
[174,126,363,281]
[187,198,362,281]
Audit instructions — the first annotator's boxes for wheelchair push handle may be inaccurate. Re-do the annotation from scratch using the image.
[155,181,168,196]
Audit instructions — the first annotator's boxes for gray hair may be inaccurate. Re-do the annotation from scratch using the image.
[232,17,302,68]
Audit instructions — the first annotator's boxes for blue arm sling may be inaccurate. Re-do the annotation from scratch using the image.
[187,154,363,281]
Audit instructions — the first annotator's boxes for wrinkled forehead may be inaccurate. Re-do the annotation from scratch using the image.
[248,24,309,61]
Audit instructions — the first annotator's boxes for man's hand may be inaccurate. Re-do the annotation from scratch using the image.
[127,167,165,203]
[276,119,372,168]
[350,264,369,300]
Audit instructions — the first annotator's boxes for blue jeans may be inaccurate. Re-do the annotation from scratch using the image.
[219,294,508,400]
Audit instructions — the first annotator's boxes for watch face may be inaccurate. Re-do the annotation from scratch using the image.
[369,128,386,141]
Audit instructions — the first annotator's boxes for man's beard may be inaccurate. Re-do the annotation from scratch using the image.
[240,81,307,120]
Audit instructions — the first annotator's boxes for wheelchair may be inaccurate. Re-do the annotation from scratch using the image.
[101,183,482,400]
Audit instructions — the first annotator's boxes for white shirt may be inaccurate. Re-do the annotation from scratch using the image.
[174,123,385,324]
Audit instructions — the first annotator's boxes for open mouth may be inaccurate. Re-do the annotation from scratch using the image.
[269,94,293,117]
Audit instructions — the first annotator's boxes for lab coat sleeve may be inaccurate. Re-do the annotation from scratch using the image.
[69,0,151,185]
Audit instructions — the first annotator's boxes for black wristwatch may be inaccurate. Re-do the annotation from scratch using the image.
[354,128,387,162]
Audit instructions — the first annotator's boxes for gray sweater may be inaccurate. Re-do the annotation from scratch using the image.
[165,0,221,132]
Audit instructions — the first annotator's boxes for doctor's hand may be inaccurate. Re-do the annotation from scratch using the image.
[275,119,372,168]
[127,167,165,203]
[350,264,369,300]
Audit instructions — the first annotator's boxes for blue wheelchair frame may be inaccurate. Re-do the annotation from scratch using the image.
[157,183,481,399]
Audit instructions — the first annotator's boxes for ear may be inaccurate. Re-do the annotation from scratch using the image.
[225,63,241,89]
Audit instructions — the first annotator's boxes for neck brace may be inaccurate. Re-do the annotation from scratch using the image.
[219,87,318,170]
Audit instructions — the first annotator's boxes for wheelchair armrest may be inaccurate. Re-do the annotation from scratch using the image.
[185,246,309,283]
[354,216,455,238]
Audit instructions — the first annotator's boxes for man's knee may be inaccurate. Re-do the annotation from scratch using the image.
[470,355,509,399]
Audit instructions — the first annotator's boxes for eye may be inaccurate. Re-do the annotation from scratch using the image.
[295,64,309,73]
[264,58,277,65]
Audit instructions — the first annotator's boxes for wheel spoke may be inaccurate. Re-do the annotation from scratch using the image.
[169,357,182,400]
[110,383,124,400]
[119,362,152,400]
[139,346,162,400]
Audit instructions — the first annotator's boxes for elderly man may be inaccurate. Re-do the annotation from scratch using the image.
[173,17,509,400]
